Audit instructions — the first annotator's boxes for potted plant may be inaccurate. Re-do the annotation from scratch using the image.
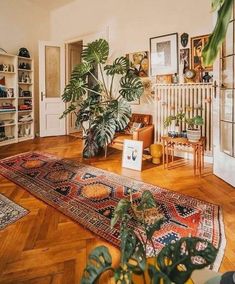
[164,111,186,137]
[81,190,217,284]
[60,39,144,158]
[186,115,204,142]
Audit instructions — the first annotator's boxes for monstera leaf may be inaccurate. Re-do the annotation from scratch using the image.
[202,0,233,66]
[62,78,88,102]
[81,246,112,284]
[111,199,131,228]
[82,39,109,64]
[108,98,131,131]
[104,57,129,76]
[70,62,92,80]
[60,103,77,119]
[83,129,99,158]
[92,113,116,147]
[157,237,218,284]
[119,75,144,102]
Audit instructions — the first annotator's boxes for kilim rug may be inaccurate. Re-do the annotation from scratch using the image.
[0,152,226,271]
[0,193,28,230]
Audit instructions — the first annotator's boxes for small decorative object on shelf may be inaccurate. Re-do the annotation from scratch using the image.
[172,73,179,84]
[18,48,30,58]
[203,71,212,83]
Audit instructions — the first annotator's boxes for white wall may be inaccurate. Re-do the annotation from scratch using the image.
[50,0,213,115]
[0,0,50,133]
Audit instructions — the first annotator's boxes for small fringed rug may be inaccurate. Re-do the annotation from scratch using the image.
[0,193,28,230]
[0,151,226,270]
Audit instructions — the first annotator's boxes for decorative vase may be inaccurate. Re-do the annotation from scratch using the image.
[187,129,201,142]
[150,144,163,164]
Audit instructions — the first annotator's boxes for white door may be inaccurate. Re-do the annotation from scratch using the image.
[39,41,66,137]
[213,9,235,187]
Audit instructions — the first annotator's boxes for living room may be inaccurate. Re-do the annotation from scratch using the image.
[0,0,235,283]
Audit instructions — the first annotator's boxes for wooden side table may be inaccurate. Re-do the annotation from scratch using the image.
[161,136,205,176]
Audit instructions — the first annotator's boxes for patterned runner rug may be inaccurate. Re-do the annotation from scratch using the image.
[0,193,28,230]
[0,152,226,270]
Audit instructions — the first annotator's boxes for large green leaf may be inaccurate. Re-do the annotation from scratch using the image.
[70,62,92,80]
[60,103,77,119]
[108,98,131,131]
[114,267,132,284]
[127,241,146,275]
[83,129,99,158]
[62,78,88,102]
[104,56,129,76]
[202,0,233,66]
[120,228,137,265]
[145,219,164,241]
[119,75,144,102]
[92,113,116,147]
[111,199,131,228]
[82,39,109,64]
[211,0,225,11]
[148,264,172,284]
[137,190,156,211]
[81,246,112,284]
[157,237,218,284]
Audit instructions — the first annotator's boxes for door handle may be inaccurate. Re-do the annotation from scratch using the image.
[41,92,45,101]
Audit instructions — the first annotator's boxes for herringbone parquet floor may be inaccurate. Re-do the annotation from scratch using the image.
[0,136,234,284]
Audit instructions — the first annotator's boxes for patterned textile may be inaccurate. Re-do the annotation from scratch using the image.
[0,152,225,270]
[0,193,28,229]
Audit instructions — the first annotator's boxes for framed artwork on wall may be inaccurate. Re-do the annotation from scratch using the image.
[127,51,149,77]
[180,48,190,70]
[191,35,212,71]
[150,33,178,76]
[122,139,143,171]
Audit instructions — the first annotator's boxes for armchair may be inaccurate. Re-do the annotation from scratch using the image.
[106,113,154,156]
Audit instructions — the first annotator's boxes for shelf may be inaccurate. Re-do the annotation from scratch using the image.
[18,110,32,113]
[0,71,15,74]
[18,121,33,125]
[18,69,33,72]
[18,56,32,61]
[18,136,34,142]
[0,97,15,100]
[0,123,16,127]
[18,82,32,85]
[0,138,17,146]
[18,97,32,99]
[0,53,15,58]
[0,110,16,114]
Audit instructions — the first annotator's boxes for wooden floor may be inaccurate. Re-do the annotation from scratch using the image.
[0,136,234,284]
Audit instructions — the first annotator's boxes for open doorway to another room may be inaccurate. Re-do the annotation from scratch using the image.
[65,40,83,138]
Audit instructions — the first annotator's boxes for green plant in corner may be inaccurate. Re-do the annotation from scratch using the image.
[60,39,144,158]
[185,115,204,130]
[202,0,234,66]
[81,190,218,284]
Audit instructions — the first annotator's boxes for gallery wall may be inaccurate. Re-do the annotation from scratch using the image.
[50,0,213,116]
[0,0,50,133]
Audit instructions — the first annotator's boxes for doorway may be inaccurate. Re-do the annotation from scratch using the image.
[65,40,83,137]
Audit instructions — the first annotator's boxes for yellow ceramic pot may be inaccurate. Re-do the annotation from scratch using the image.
[150,144,163,165]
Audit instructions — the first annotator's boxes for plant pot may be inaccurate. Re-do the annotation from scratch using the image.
[187,129,201,142]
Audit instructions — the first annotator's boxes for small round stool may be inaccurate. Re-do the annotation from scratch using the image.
[150,143,163,164]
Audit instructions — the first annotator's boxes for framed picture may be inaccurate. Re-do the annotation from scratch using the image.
[127,51,149,77]
[150,33,178,76]
[122,139,143,171]
[180,48,190,70]
[191,35,212,71]
[156,74,172,84]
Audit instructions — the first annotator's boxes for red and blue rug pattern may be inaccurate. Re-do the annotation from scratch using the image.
[0,152,225,270]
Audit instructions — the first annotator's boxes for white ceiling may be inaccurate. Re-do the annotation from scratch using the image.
[27,0,74,11]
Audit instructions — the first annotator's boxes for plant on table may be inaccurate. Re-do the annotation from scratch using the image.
[60,39,144,158]
[164,111,186,137]
[185,115,204,142]
[81,190,217,284]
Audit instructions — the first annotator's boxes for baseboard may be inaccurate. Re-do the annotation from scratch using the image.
[173,150,213,164]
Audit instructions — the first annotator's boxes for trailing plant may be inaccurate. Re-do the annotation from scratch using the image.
[61,39,144,158]
[202,0,234,66]
[81,190,217,284]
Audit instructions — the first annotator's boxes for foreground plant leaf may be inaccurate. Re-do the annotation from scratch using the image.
[137,190,156,211]
[81,246,112,284]
[82,38,109,64]
[119,75,144,102]
[111,199,131,228]
[104,57,129,76]
[157,237,218,284]
[202,0,233,66]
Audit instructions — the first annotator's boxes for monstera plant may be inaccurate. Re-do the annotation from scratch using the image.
[202,0,233,66]
[61,39,144,158]
[81,190,218,284]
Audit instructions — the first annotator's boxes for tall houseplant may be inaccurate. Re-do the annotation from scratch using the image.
[61,39,144,158]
